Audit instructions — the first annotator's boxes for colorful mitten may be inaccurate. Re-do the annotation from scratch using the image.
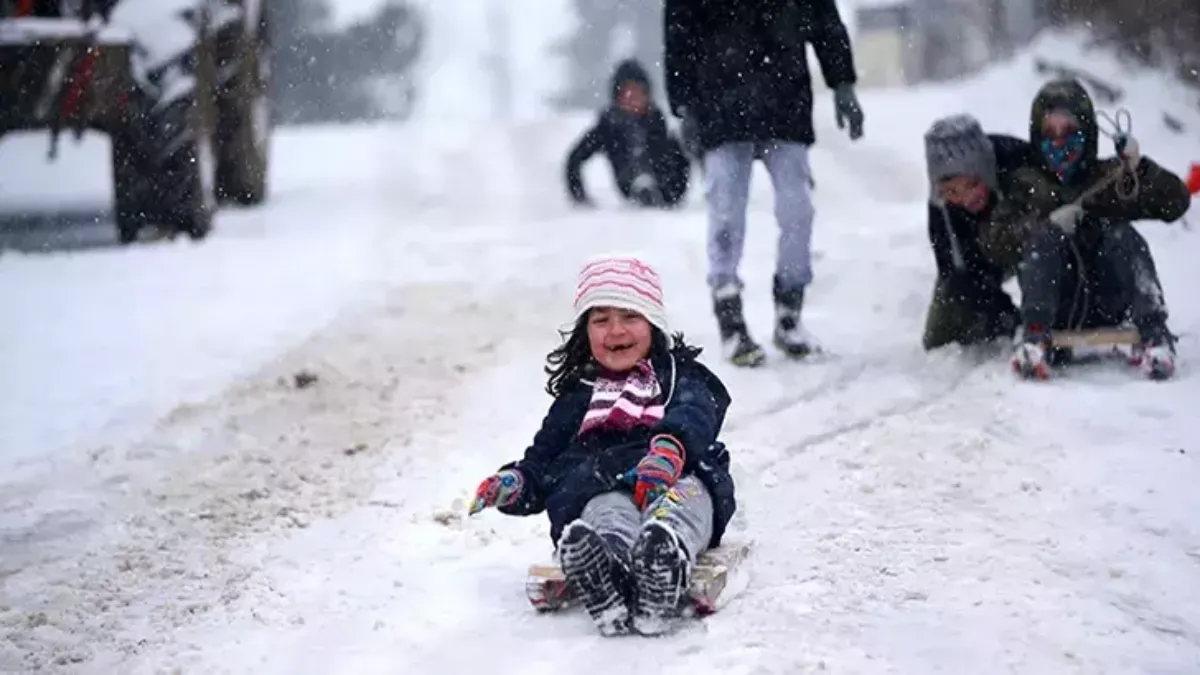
[468,469,524,515]
[632,435,685,509]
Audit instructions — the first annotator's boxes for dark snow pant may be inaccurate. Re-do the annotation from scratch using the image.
[618,139,690,208]
[576,476,714,564]
[1018,221,1168,333]
[922,276,1019,350]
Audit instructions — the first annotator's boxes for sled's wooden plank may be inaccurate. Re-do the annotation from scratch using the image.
[1052,327,1140,348]
[689,540,752,616]
[524,540,752,615]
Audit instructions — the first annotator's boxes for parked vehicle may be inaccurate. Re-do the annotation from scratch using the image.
[0,0,270,243]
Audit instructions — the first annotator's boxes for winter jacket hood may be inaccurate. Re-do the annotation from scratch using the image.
[610,59,653,103]
[1029,78,1099,183]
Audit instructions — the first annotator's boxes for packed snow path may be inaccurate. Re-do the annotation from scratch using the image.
[3,43,1200,675]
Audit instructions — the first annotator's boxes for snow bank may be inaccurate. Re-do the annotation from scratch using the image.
[0,123,428,477]
[0,132,112,212]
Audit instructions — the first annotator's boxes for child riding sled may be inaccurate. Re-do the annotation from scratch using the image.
[467,254,737,637]
[978,78,1191,380]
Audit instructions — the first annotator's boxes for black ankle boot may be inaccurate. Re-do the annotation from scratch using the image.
[772,276,817,357]
[712,284,765,367]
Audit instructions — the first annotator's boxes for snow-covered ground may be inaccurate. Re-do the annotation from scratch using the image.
[2,21,1200,675]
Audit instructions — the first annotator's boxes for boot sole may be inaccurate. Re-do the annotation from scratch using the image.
[559,522,630,635]
[631,522,690,636]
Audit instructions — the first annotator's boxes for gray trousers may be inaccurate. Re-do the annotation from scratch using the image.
[578,475,714,563]
[704,141,816,292]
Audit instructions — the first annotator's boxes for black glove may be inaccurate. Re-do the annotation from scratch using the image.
[834,84,864,141]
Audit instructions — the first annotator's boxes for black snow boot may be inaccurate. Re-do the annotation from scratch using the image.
[558,520,631,636]
[773,276,818,358]
[629,522,692,636]
[713,284,766,367]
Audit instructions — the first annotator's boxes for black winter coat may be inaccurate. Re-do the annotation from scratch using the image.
[663,0,857,150]
[496,346,737,551]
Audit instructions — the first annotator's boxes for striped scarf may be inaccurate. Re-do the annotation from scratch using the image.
[578,359,664,436]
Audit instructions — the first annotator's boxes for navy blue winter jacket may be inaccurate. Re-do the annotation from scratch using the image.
[496,345,737,551]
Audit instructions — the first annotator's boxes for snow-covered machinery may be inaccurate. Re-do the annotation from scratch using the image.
[0,0,270,243]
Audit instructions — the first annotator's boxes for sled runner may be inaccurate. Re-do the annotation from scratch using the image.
[525,540,751,617]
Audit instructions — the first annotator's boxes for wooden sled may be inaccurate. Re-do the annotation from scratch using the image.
[525,540,751,617]
[1050,326,1140,349]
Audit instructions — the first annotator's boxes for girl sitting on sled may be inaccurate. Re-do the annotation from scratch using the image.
[467,254,737,636]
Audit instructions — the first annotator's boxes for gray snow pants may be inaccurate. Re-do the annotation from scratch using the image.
[578,475,714,563]
[704,141,816,292]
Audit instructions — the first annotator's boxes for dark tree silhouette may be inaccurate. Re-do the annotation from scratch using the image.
[1042,0,1200,94]
[272,0,424,125]
[550,0,664,111]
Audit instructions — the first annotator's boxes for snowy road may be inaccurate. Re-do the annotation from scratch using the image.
[2,32,1200,675]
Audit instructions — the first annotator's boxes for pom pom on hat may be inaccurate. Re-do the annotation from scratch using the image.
[573,253,669,334]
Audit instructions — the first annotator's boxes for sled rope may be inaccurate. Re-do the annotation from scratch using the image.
[1093,106,1139,202]
[1062,107,1139,331]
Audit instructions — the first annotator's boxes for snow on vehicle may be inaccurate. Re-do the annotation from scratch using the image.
[0,0,270,244]
[525,539,752,618]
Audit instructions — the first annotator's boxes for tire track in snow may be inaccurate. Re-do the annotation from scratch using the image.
[723,356,874,432]
[777,354,991,456]
[727,345,999,466]
[720,342,1200,670]
[0,279,568,673]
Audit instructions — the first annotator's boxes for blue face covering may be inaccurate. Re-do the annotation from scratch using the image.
[1041,130,1086,180]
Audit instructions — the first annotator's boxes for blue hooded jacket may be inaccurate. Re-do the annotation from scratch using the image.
[496,343,737,551]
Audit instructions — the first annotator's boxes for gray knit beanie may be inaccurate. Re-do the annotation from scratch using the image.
[924,114,998,198]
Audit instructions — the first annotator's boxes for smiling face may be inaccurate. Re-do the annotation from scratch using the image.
[586,306,653,372]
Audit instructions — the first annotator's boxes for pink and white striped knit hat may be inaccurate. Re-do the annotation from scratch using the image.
[573,254,669,334]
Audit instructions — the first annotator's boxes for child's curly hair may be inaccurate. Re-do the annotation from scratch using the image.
[543,311,702,397]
